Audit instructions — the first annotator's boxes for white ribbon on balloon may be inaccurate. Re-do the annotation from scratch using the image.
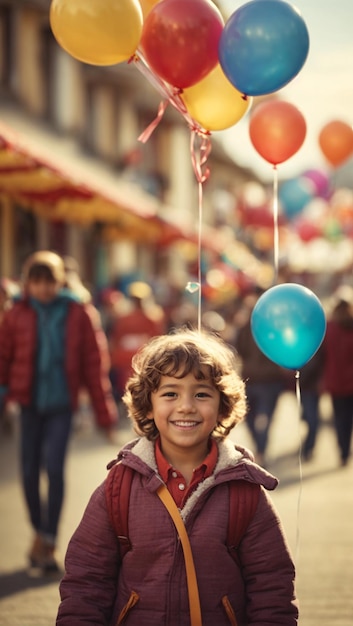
[272,166,279,286]
[294,368,303,563]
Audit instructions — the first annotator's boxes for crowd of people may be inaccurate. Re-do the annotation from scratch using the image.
[1,249,353,594]
[233,288,325,466]
[231,284,353,468]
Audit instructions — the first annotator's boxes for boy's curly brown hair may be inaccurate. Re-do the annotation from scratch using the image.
[122,327,246,441]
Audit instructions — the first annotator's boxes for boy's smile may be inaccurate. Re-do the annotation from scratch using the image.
[148,371,221,466]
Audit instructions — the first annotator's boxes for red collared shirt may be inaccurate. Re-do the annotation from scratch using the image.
[155,437,218,508]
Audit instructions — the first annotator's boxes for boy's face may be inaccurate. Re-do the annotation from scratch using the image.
[147,370,221,460]
[27,277,61,304]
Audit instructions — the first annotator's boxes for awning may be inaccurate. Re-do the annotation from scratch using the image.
[0,107,192,246]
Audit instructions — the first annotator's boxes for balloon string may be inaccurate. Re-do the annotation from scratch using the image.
[189,130,212,331]
[272,165,279,285]
[130,51,174,102]
[196,180,203,331]
[131,51,206,135]
[138,100,169,143]
[190,129,211,184]
[295,369,303,565]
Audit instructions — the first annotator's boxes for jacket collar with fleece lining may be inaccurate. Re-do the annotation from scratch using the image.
[114,437,278,522]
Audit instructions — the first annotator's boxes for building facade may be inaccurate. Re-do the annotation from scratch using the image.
[0,0,261,299]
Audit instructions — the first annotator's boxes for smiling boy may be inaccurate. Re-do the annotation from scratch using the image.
[57,328,298,625]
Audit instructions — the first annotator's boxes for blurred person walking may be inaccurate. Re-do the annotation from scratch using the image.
[298,347,325,461]
[283,345,325,461]
[0,276,19,324]
[110,281,166,402]
[0,251,118,574]
[322,285,353,466]
[235,290,286,466]
[62,255,92,304]
[0,277,20,435]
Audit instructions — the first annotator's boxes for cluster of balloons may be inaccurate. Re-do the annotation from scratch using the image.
[50,0,310,133]
[290,187,353,243]
[50,0,326,370]
[279,115,353,218]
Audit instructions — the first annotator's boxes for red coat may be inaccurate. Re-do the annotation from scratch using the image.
[323,319,353,396]
[110,306,166,392]
[0,297,117,428]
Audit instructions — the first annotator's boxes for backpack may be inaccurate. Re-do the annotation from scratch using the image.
[105,461,260,564]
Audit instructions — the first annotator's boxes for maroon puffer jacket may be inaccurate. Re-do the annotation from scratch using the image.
[0,297,117,428]
[57,438,298,626]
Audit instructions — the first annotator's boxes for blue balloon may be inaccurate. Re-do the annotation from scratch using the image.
[251,283,326,370]
[279,177,315,219]
[218,0,310,96]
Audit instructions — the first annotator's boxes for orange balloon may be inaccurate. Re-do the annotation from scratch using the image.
[249,100,306,165]
[319,120,353,167]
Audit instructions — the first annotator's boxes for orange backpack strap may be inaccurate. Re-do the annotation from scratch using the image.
[105,461,134,558]
[227,480,260,564]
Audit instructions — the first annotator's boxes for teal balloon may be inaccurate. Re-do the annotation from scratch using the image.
[219,0,310,96]
[251,284,326,370]
[279,177,315,219]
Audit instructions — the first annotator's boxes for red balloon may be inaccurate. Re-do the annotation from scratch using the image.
[140,0,224,89]
[249,100,307,165]
[295,218,321,242]
[319,120,353,167]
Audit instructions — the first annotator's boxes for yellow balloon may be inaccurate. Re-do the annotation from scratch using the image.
[50,0,143,66]
[181,64,253,132]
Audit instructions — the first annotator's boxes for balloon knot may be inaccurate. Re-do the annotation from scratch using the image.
[128,53,139,65]
[241,93,248,101]
[190,125,211,139]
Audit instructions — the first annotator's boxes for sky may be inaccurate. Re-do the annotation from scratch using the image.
[218,0,353,182]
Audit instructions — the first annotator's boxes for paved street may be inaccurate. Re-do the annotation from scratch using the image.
[0,391,352,625]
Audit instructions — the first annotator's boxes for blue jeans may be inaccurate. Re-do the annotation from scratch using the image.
[301,390,320,456]
[20,406,72,541]
[245,381,284,455]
